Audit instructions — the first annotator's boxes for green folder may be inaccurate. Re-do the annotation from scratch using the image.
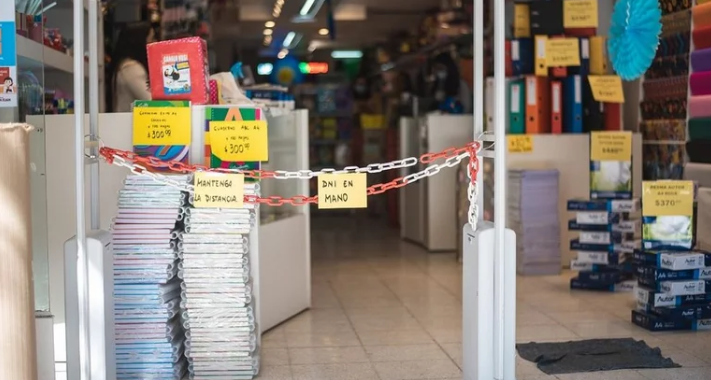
[508,79,526,134]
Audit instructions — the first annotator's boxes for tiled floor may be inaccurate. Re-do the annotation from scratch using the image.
[258,217,711,380]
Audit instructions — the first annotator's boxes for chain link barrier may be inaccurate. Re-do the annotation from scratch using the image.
[99,141,482,229]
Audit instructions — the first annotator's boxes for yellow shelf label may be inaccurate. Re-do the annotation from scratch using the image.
[209,120,269,162]
[133,106,191,146]
[563,0,599,28]
[588,75,625,103]
[545,38,581,67]
[590,131,632,161]
[507,135,533,153]
[642,181,694,217]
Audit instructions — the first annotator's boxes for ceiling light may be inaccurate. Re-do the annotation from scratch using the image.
[277,0,284,4]
[283,32,296,48]
[265,21,275,28]
[257,63,274,75]
[299,0,316,15]
[331,50,363,59]
[277,49,289,59]
[318,28,329,36]
[273,11,279,17]
[263,29,273,36]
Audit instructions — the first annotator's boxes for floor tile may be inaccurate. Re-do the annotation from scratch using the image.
[516,324,578,342]
[661,349,707,368]
[356,329,435,346]
[257,365,293,380]
[290,363,380,380]
[637,367,711,380]
[365,343,450,362]
[263,328,288,348]
[285,331,361,348]
[372,359,462,380]
[562,320,641,338]
[288,346,369,365]
[349,313,422,332]
[262,348,290,366]
[440,343,462,367]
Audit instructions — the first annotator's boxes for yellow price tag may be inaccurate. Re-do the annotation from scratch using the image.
[545,38,581,67]
[563,0,598,28]
[318,173,368,209]
[193,172,245,208]
[361,114,385,129]
[133,106,191,146]
[588,75,625,103]
[514,4,531,37]
[590,131,632,161]
[507,135,533,153]
[209,120,269,162]
[642,181,694,217]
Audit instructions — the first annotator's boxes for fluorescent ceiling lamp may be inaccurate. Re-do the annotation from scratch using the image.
[300,0,316,15]
[265,21,275,28]
[263,29,273,36]
[283,32,296,48]
[277,49,289,59]
[319,28,329,36]
[331,50,363,59]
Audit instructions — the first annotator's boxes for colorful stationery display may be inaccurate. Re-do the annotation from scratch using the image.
[202,105,264,173]
[132,100,192,166]
[147,37,210,104]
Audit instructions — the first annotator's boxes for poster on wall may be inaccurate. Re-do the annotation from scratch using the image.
[0,4,18,108]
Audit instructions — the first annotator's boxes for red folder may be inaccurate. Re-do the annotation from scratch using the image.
[551,80,563,134]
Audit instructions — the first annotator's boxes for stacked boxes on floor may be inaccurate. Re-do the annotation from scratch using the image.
[508,168,561,275]
[632,182,711,331]
[567,199,641,291]
[181,181,260,378]
[112,174,189,380]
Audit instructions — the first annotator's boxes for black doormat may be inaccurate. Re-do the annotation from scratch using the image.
[516,338,680,375]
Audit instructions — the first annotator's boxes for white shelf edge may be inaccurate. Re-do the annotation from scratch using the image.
[16,35,89,77]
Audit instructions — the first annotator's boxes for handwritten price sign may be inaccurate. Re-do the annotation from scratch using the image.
[642,181,694,217]
[588,75,625,103]
[563,0,598,28]
[545,38,581,67]
[133,106,191,146]
[590,131,631,161]
[507,135,533,153]
[209,120,269,162]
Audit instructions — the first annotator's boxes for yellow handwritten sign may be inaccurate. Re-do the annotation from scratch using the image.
[133,106,191,146]
[545,38,581,67]
[564,0,598,28]
[507,135,533,153]
[513,3,531,37]
[209,120,269,162]
[588,75,625,103]
[318,173,368,209]
[193,172,245,208]
[642,181,694,217]
[361,114,385,130]
[590,131,632,161]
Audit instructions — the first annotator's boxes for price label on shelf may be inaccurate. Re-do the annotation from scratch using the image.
[132,104,191,146]
[507,135,533,153]
[590,131,632,161]
[545,38,581,67]
[642,181,694,217]
[193,172,245,208]
[588,75,625,103]
[318,173,368,209]
[563,0,598,28]
[209,120,269,162]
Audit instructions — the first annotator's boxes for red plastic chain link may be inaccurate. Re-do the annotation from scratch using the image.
[99,141,481,206]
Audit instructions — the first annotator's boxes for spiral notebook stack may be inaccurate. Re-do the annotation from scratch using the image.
[181,182,260,379]
[507,168,561,275]
[112,174,190,380]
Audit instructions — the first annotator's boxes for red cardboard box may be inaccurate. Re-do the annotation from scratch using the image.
[147,37,210,104]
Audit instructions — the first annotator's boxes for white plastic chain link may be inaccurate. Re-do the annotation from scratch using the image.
[103,150,481,230]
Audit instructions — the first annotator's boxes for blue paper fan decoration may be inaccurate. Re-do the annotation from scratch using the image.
[608,0,662,81]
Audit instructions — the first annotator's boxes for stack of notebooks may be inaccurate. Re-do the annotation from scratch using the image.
[567,199,641,292]
[632,250,711,331]
[112,174,189,380]
[508,168,561,275]
[181,182,260,379]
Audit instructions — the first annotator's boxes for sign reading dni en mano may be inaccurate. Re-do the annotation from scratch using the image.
[317,173,368,209]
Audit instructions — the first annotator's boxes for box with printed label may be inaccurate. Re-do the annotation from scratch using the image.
[570,277,635,292]
[567,198,641,212]
[575,251,629,265]
[660,280,706,296]
[577,270,632,285]
[570,260,634,273]
[636,266,711,282]
[579,231,637,245]
[631,310,711,331]
[635,286,711,308]
[633,250,711,271]
[649,304,711,320]
[642,215,693,251]
[567,218,641,232]
[570,239,640,253]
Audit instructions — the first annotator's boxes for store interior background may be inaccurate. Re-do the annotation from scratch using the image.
[7,0,711,379]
